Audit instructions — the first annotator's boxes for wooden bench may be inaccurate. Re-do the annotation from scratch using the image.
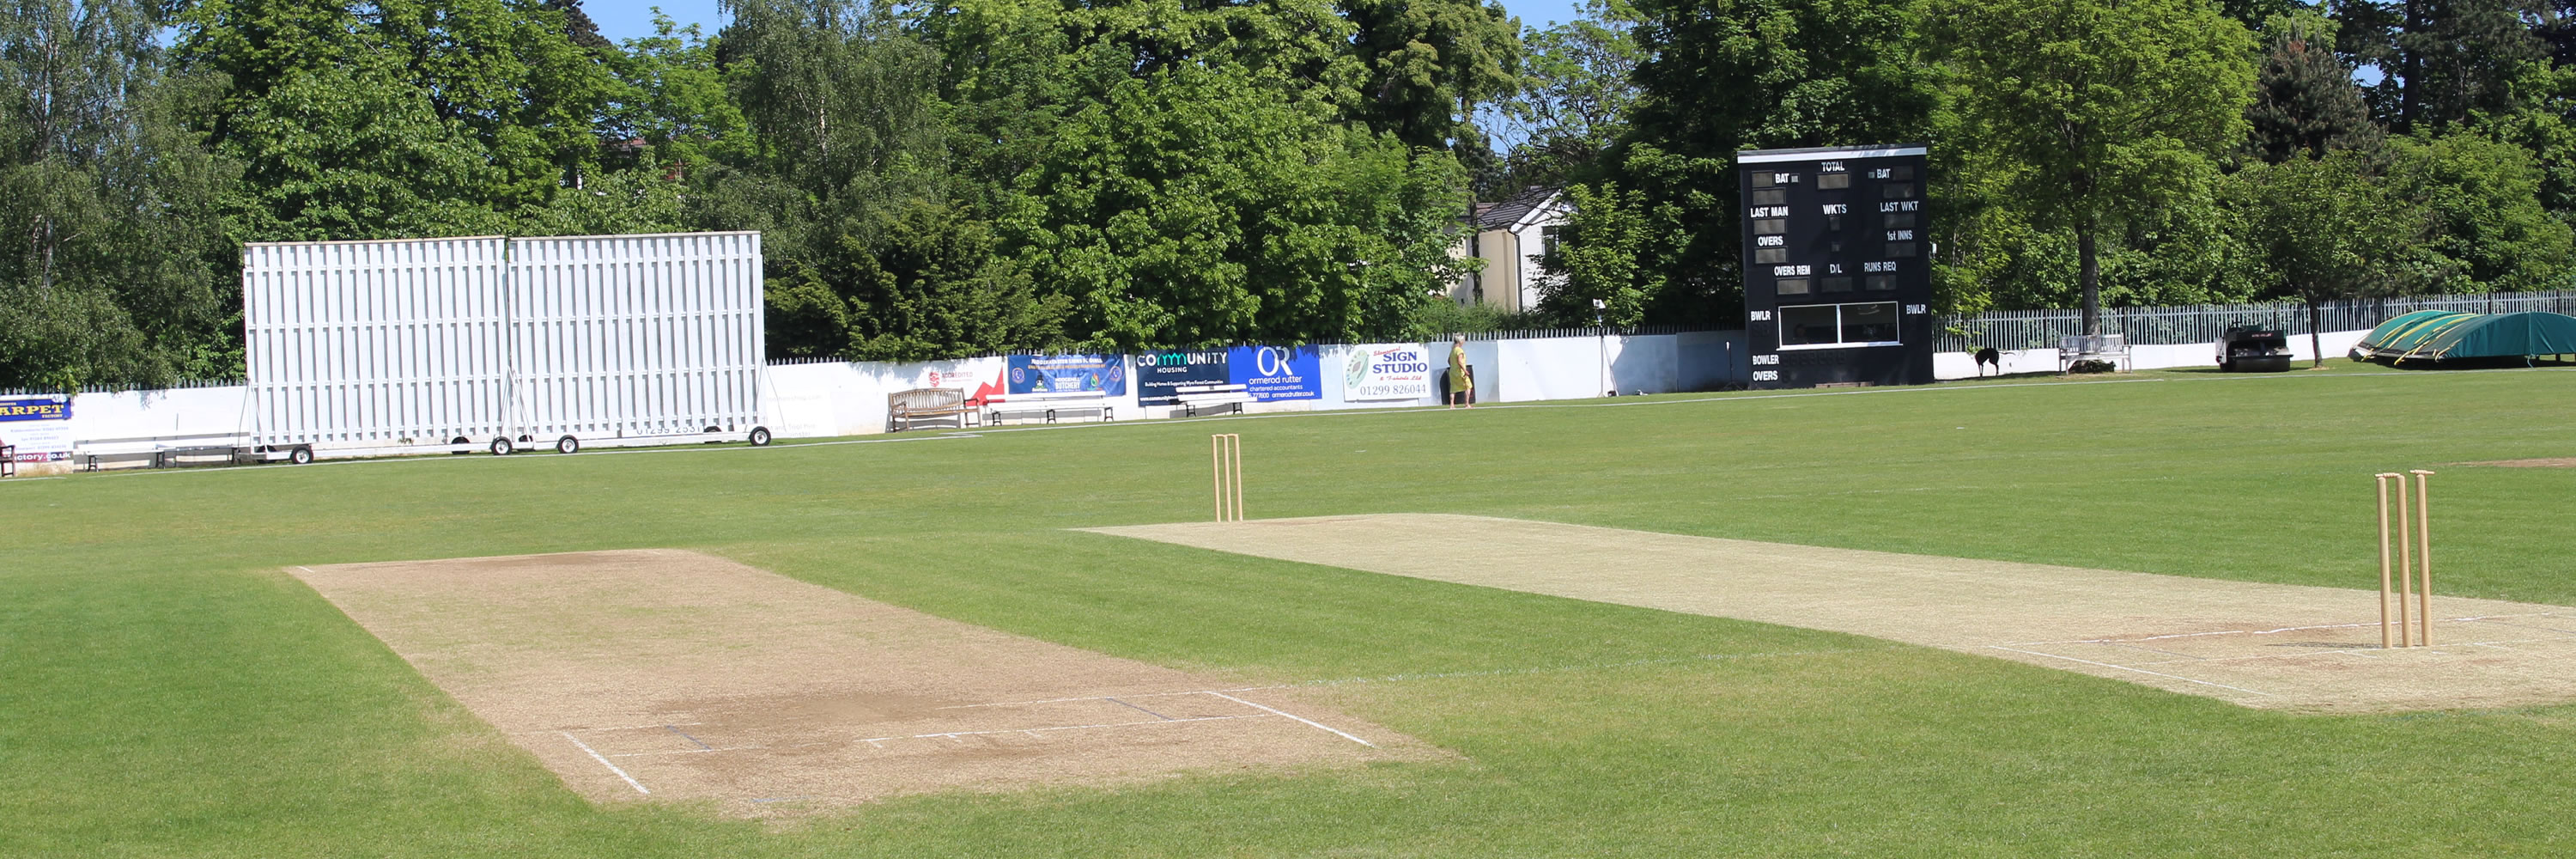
[985,390,1115,425]
[2058,333,2132,372]
[1175,383,1252,417]
[887,387,975,432]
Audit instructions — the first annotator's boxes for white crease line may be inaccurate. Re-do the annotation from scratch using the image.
[611,746,755,758]
[1984,646,2275,697]
[1204,691,1376,747]
[538,716,706,732]
[2008,615,2555,647]
[861,713,1268,744]
[933,687,1280,710]
[559,722,707,734]
[2104,635,2576,667]
[561,732,649,795]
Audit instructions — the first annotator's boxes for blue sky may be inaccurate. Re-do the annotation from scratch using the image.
[583,0,1594,44]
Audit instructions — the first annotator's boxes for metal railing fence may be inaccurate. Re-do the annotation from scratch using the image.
[0,377,245,398]
[1937,289,2576,351]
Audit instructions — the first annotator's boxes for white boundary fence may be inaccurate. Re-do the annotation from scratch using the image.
[16,293,2530,476]
[1941,289,2576,351]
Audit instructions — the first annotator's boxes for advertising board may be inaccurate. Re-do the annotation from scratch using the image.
[0,396,72,461]
[1227,345,1321,401]
[1136,350,1230,405]
[1006,354,1127,395]
[1345,344,1434,400]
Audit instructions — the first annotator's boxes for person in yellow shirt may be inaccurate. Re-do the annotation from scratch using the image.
[1448,333,1473,409]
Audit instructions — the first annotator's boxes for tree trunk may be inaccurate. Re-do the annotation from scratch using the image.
[2308,299,2324,369]
[2078,217,2101,336]
[2399,0,2421,131]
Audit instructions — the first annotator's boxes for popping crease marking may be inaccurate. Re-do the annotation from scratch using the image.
[2004,615,2561,647]
[1206,691,1376,747]
[1984,646,2275,697]
[2097,633,2576,667]
[541,722,707,734]
[864,713,1268,744]
[562,732,651,795]
[612,715,1279,757]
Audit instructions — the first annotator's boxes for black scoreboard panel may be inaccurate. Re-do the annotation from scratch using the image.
[1737,144,1933,389]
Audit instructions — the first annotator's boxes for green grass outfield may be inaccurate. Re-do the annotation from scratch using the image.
[4,362,2573,857]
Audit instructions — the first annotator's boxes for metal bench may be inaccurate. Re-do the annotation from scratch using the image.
[887,388,975,432]
[985,390,1115,425]
[73,433,254,471]
[1175,383,1252,417]
[2059,333,2132,372]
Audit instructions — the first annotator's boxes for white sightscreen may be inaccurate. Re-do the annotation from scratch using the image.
[505,233,765,439]
[243,232,763,447]
[245,237,511,446]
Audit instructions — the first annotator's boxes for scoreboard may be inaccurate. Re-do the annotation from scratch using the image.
[1737,144,1933,389]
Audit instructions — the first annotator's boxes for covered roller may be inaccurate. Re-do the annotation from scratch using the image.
[2352,310,2576,366]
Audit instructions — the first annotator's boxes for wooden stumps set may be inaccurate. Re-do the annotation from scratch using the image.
[1212,434,1244,522]
[2374,469,2434,649]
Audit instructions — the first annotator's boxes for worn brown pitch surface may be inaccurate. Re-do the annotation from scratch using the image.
[290,551,1430,815]
[1088,515,2576,713]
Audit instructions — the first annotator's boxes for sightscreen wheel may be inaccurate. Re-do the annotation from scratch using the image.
[749,426,773,447]
[289,447,314,465]
[556,436,580,454]
[489,437,514,456]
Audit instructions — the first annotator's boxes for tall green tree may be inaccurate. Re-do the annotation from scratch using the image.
[174,0,620,239]
[1494,0,1642,191]
[2385,131,2576,291]
[2232,148,2428,364]
[1926,0,2257,334]
[2333,0,2540,132]
[1343,0,1523,156]
[1000,64,1467,350]
[0,0,238,389]
[2247,13,2381,163]
[1536,181,1674,326]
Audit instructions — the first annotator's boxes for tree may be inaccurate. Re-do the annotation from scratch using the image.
[2232,148,2428,365]
[0,0,239,389]
[999,64,1467,350]
[173,0,621,240]
[1536,181,1674,326]
[1493,0,1643,191]
[2333,0,2540,132]
[2247,13,2381,163]
[1342,0,1522,155]
[2385,131,2576,292]
[1926,0,2257,334]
